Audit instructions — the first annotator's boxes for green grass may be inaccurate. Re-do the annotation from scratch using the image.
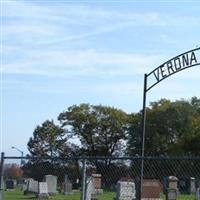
[160,193,194,200]
[3,188,115,200]
[176,194,194,200]
[4,188,81,200]
[97,191,115,200]
[4,188,195,200]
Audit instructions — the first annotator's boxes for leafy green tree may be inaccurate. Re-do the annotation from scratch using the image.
[58,104,128,157]
[25,120,81,184]
[127,97,200,156]
[180,115,200,155]
[27,120,68,157]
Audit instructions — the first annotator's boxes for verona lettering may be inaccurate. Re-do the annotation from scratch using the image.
[153,51,198,82]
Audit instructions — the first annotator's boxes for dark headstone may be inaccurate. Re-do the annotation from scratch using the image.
[92,174,101,189]
[6,180,15,190]
[141,179,162,199]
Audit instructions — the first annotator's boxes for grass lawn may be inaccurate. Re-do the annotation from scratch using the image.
[3,188,115,200]
[4,188,195,200]
[160,193,194,200]
[4,189,81,200]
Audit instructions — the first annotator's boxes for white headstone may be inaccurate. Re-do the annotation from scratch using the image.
[168,176,178,191]
[195,188,200,200]
[190,177,196,194]
[22,183,28,192]
[63,174,72,195]
[64,181,72,195]
[85,177,96,200]
[37,182,49,198]
[27,179,38,193]
[167,189,177,200]
[44,175,57,195]
[115,181,136,200]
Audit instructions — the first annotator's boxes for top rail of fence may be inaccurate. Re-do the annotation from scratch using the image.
[2,154,200,161]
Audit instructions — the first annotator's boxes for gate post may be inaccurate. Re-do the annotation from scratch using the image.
[81,159,86,200]
[0,152,5,200]
[139,74,147,200]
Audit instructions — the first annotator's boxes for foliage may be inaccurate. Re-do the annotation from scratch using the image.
[27,120,68,157]
[127,97,200,156]
[22,159,81,184]
[4,164,23,180]
[58,104,128,157]
[25,120,80,182]
[26,98,200,157]
[23,98,200,184]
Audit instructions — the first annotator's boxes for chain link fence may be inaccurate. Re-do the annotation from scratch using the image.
[0,153,200,200]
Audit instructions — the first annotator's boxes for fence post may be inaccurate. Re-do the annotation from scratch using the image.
[0,152,5,200]
[81,159,86,200]
[195,188,200,200]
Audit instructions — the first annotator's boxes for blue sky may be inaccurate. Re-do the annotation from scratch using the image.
[1,0,200,157]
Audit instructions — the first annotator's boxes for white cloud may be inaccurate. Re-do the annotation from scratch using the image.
[3,1,200,88]
[3,1,200,46]
[4,45,199,79]
[3,49,162,77]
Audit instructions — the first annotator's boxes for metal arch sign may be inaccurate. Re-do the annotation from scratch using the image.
[146,47,200,91]
[139,47,200,200]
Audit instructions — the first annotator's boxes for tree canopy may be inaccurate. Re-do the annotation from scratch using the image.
[27,98,200,158]
[58,104,128,157]
[24,98,200,185]
[127,97,200,156]
[27,120,68,157]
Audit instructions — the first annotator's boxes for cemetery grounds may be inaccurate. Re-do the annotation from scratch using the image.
[1,156,200,200]
[3,188,195,200]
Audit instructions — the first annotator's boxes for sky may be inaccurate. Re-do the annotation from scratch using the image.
[1,0,200,157]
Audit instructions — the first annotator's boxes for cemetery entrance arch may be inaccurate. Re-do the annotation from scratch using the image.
[139,47,200,199]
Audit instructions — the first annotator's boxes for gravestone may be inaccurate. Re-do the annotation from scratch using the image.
[64,182,72,195]
[92,174,103,194]
[44,175,57,195]
[179,178,188,194]
[179,177,195,194]
[114,180,136,200]
[85,176,97,200]
[167,189,177,200]
[37,182,49,199]
[23,178,33,194]
[92,174,101,189]
[195,188,200,200]
[27,179,38,194]
[166,176,178,200]
[18,179,26,191]
[22,183,28,192]
[6,179,15,190]
[168,176,178,192]
[141,179,162,199]
[190,177,196,194]
[13,179,17,187]
[64,174,72,195]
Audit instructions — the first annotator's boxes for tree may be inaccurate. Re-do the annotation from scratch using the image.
[180,115,200,156]
[58,104,128,157]
[127,97,200,156]
[27,120,68,157]
[25,120,81,183]
[4,164,23,180]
